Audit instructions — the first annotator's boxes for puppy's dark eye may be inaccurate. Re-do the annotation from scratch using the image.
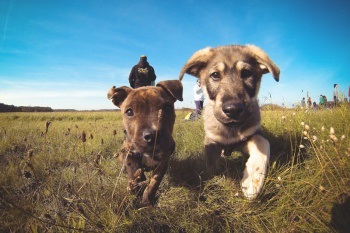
[241,69,252,79]
[125,108,134,117]
[210,72,220,81]
[163,103,173,112]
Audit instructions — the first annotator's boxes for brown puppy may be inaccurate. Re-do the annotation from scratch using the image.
[179,45,280,199]
[107,80,183,206]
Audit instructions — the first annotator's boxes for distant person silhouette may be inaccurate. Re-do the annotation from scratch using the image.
[129,55,156,88]
[301,97,306,108]
[319,95,325,107]
[333,84,339,106]
[193,79,204,117]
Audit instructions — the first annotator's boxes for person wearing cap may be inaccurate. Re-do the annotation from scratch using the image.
[128,55,157,88]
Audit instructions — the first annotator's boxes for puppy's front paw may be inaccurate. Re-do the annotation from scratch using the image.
[128,180,147,196]
[241,135,270,199]
[241,169,266,200]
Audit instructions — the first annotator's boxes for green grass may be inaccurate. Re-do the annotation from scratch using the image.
[0,107,349,232]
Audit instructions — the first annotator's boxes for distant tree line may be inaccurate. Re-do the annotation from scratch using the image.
[0,103,53,112]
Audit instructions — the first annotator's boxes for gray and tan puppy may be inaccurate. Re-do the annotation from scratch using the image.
[179,45,280,199]
[107,80,183,206]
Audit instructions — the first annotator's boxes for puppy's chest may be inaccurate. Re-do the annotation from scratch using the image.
[141,154,162,168]
[204,117,261,145]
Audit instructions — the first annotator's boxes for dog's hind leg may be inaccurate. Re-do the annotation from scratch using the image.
[204,139,223,177]
[222,147,234,156]
[241,134,270,199]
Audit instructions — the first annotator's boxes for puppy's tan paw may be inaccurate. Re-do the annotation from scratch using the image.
[241,135,270,199]
[241,172,265,200]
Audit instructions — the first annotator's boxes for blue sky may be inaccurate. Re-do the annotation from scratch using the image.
[1,0,349,110]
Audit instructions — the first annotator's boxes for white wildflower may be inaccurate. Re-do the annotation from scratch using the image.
[277,176,282,181]
[303,131,308,136]
[341,135,346,140]
[321,126,325,132]
[319,185,325,192]
[330,127,335,135]
[299,144,305,148]
[282,115,286,121]
[301,122,305,126]
[330,134,338,142]
[304,124,310,131]
[312,135,318,142]
[292,112,296,116]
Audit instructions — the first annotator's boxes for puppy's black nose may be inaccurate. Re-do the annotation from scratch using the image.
[222,102,245,120]
[143,130,155,144]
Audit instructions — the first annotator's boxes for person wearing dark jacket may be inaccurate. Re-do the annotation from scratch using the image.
[129,55,156,88]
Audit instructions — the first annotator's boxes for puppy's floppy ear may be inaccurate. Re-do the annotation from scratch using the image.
[179,47,213,80]
[245,45,280,82]
[107,86,132,107]
[156,80,183,102]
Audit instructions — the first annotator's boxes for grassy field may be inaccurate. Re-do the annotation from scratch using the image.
[0,106,349,232]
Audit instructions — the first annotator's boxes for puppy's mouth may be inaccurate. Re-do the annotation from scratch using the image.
[129,134,173,156]
[219,118,248,127]
[223,119,245,126]
[124,128,174,161]
[131,143,161,155]
[214,102,253,125]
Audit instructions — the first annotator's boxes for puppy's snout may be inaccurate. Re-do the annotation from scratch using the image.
[222,102,245,120]
[143,130,156,144]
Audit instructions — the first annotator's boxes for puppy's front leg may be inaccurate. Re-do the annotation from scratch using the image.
[205,138,223,177]
[141,157,169,206]
[119,150,147,195]
[241,134,270,199]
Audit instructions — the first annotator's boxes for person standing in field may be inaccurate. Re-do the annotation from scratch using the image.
[129,55,156,88]
[323,95,328,108]
[193,79,204,117]
[333,84,339,107]
[319,95,325,108]
[307,96,312,109]
[301,97,306,109]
